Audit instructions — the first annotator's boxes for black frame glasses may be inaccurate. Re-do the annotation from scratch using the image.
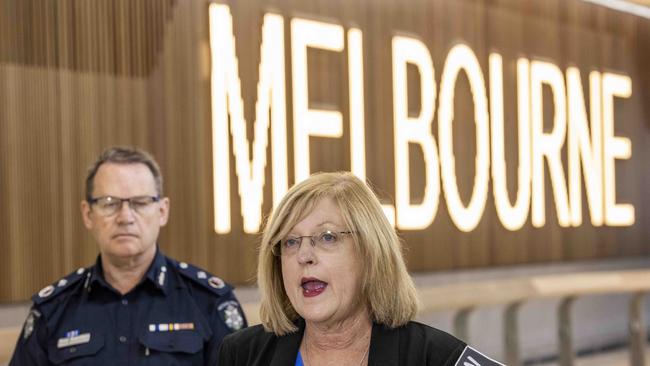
[88,195,161,216]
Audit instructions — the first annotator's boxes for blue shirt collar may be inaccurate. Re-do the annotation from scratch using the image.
[88,247,170,296]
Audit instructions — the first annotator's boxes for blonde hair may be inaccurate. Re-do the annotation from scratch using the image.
[258,171,419,335]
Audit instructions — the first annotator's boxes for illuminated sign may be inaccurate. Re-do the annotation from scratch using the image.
[208,4,634,234]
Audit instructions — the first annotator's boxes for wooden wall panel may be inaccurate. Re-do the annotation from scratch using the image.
[0,0,648,302]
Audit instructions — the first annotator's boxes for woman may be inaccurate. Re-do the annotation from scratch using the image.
[218,172,500,365]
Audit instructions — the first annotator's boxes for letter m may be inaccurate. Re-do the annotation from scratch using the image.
[209,4,287,233]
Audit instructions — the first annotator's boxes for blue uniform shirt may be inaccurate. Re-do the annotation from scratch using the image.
[10,249,247,365]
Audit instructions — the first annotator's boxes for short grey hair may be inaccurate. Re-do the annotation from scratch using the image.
[85,146,163,200]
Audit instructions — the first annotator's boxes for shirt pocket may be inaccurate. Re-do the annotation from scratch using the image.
[47,333,104,365]
[139,330,205,355]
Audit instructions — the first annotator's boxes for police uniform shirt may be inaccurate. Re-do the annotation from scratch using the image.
[10,249,247,366]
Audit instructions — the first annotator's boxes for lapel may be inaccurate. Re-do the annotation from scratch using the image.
[269,321,305,366]
[368,323,400,366]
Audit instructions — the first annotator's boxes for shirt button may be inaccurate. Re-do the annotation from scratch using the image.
[121,299,128,305]
[119,336,127,343]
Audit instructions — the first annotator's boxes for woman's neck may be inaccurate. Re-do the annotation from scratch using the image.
[301,308,372,365]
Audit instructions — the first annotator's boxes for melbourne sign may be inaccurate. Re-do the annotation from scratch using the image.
[207,3,637,235]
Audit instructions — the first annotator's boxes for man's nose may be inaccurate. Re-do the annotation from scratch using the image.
[116,201,135,222]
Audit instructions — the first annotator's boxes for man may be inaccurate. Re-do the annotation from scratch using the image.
[10,146,247,365]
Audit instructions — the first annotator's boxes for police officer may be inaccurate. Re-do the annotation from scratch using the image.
[10,146,247,365]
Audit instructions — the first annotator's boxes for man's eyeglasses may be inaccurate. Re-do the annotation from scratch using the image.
[272,230,353,257]
[88,196,160,216]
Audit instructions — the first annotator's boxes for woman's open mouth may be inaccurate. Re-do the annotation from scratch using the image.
[301,277,328,297]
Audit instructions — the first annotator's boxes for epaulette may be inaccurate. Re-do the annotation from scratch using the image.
[173,260,233,296]
[31,267,89,305]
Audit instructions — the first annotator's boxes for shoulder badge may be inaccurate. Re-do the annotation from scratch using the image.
[174,261,233,296]
[32,267,89,305]
[218,300,245,331]
[454,346,505,366]
[21,309,41,340]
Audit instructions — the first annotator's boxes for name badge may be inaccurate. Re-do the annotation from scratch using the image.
[57,332,91,348]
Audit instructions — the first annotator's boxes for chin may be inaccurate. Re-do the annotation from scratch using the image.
[303,314,331,324]
[298,305,335,324]
[107,242,144,257]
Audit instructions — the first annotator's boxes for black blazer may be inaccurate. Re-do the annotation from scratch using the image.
[217,321,467,366]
